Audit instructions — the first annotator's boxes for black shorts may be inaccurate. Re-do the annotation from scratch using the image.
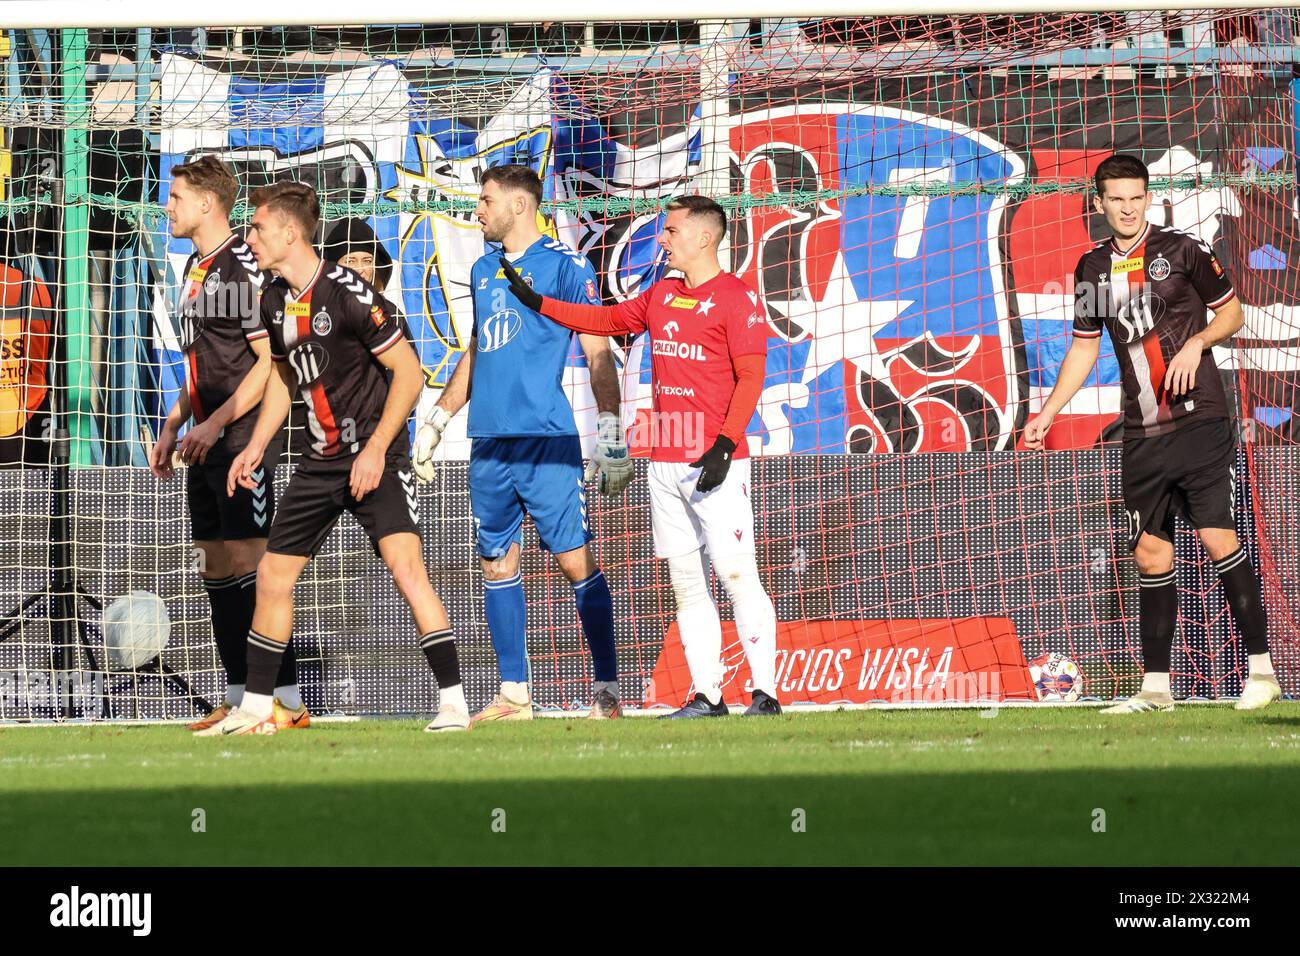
[187,457,275,541]
[1121,418,1237,550]
[266,455,420,558]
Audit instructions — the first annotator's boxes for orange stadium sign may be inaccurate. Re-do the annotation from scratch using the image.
[0,263,53,440]
[647,617,1035,707]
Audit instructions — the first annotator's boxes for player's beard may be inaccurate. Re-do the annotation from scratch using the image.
[481,211,513,244]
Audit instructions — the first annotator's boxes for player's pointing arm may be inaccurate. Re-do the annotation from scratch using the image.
[499,258,649,337]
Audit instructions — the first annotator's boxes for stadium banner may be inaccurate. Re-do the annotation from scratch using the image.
[647,617,1034,707]
[728,75,1298,456]
[141,60,1300,465]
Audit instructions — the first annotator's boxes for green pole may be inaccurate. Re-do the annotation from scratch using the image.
[60,28,93,466]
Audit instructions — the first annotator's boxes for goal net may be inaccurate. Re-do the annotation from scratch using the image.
[0,10,1297,719]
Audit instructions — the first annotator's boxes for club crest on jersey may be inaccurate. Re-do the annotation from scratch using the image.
[288,341,330,385]
[312,309,332,336]
[369,304,386,328]
[496,267,534,288]
[1148,256,1171,281]
[203,270,221,295]
[478,308,522,352]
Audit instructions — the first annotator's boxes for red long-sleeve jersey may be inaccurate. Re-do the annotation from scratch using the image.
[540,271,768,462]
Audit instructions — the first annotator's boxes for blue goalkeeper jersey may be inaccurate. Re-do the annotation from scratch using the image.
[467,236,602,438]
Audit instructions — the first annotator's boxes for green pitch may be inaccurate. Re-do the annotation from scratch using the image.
[2,705,1298,866]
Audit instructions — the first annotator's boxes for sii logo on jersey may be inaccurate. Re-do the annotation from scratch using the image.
[478,309,522,352]
[288,341,330,385]
[1114,291,1167,343]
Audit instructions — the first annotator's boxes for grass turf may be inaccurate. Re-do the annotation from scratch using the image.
[2,704,1298,866]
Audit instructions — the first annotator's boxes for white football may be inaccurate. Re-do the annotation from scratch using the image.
[102,591,171,670]
[1029,652,1083,702]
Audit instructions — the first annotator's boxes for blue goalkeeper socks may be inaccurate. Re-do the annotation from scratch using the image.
[484,573,528,683]
[573,569,617,682]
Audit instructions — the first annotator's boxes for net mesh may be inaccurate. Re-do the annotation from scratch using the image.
[0,13,1298,718]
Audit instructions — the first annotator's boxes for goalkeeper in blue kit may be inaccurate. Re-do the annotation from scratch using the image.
[413,164,630,720]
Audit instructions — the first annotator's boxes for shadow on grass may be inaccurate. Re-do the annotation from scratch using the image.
[2,765,1297,866]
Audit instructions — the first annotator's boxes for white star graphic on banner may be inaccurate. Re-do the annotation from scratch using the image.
[767,252,913,388]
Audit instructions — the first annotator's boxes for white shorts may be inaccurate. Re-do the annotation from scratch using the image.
[647,458,756,560]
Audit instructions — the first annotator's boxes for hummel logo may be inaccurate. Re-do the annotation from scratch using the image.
[329,265,375,305]
[399,470,419,525]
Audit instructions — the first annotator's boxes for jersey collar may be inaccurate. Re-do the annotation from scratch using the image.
[196,231,238,265]
[512,235,549,261]
[1110,222,1150,258]
[287,260,324,303]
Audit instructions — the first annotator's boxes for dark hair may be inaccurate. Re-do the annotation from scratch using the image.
[249,181,321,237]
[1094,154,1149,195]
[666,194,727,243]
[172,155,238,214]
[481,164,543,208]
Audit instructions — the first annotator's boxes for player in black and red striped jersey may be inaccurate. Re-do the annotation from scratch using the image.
[1026,154,1280,712]
[149,156,305,733]
[204,181,469,736]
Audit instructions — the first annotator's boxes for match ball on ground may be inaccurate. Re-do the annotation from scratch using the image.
[103,591,171,670]
[1029,652,1083,702]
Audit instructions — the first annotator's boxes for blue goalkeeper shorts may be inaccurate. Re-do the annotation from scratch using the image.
[468,435,591,559]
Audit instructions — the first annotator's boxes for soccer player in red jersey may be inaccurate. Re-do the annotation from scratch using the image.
[501,195,780,717]
[1026,154,1279,712]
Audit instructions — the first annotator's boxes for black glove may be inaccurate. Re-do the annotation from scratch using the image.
[498,257,542,312]
[691,435,735,495]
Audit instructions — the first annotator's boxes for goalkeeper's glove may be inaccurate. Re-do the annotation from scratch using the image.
[690,435,735,495]
[412,406,452,483]
[498,257,543,312]
[585,412,633,496]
